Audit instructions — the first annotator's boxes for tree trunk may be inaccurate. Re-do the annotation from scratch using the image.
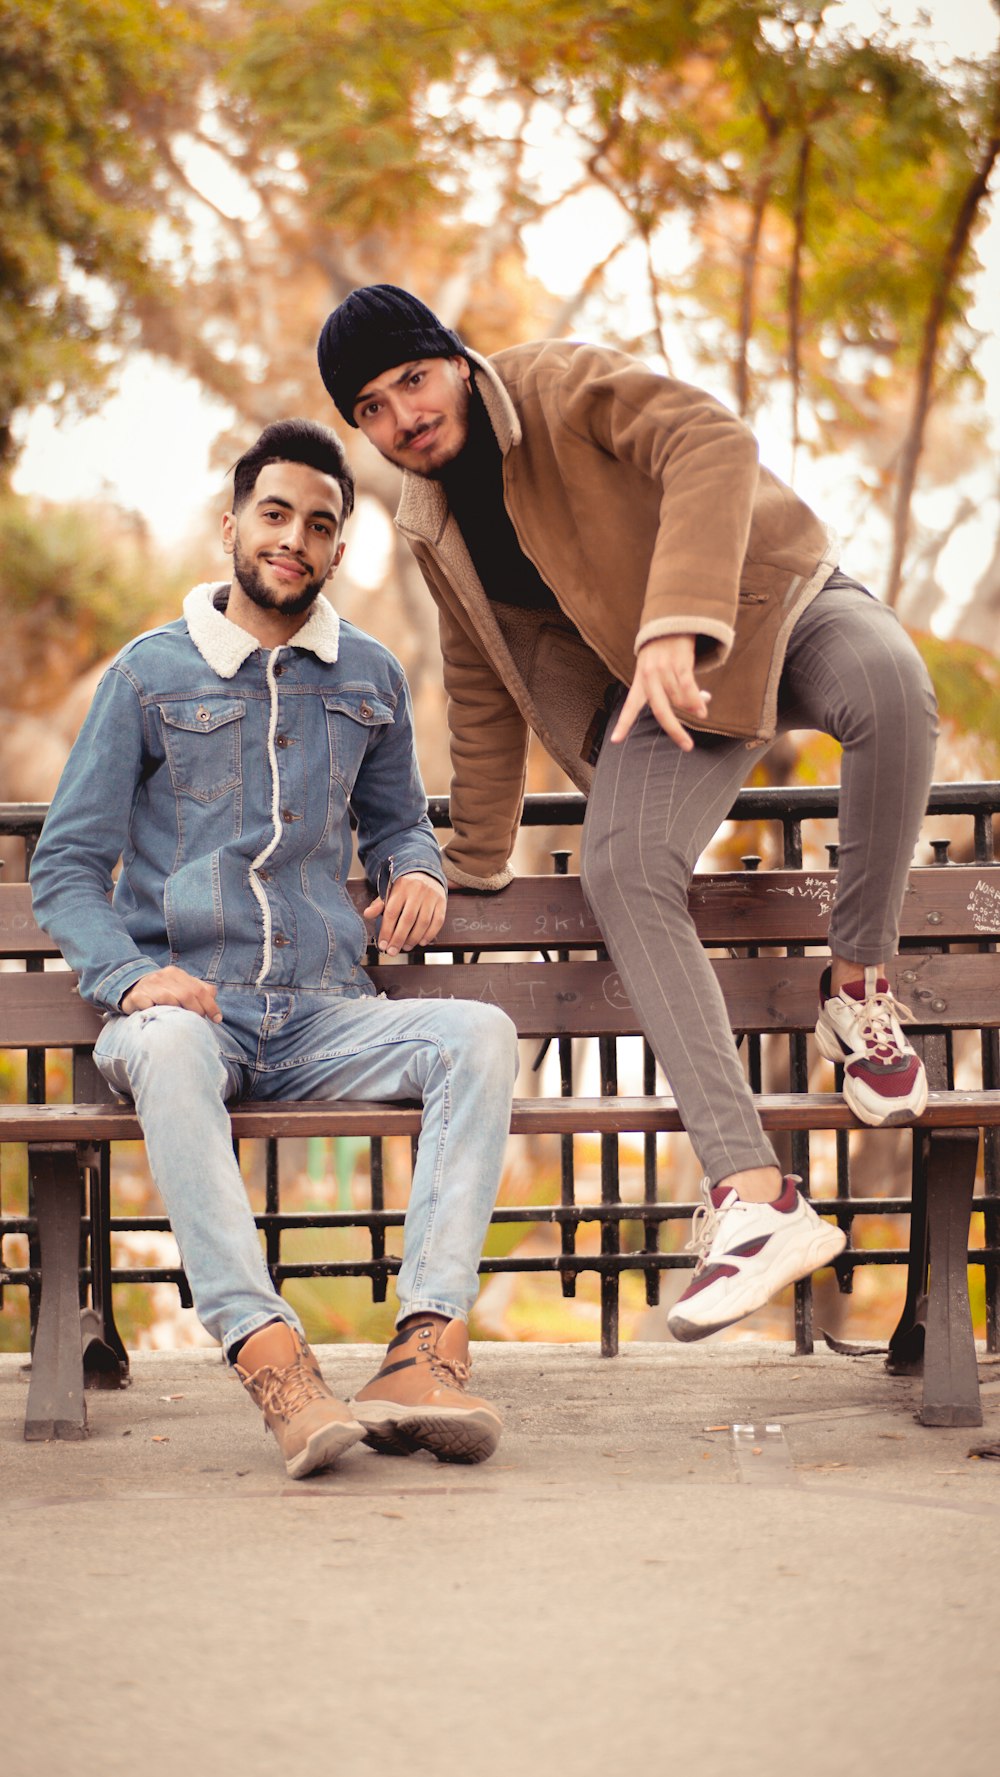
[734,169,771,416]
[787,132,811,472]
[885,122,1000,608]
[734,109,780,418]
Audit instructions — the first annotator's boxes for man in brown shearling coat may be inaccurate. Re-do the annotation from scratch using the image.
[317,286,939,1342]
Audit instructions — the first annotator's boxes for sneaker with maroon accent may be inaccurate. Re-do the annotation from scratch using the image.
[666,1175,847,1342]
[815,966,928,1126]
[351,1317,502,1464]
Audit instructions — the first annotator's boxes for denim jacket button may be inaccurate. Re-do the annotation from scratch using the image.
[360,701,373,719]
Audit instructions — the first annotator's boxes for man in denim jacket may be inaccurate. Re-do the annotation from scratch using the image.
[30,419,518,1479]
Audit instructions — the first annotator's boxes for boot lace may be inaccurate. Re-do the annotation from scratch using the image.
[246,1358,329,1424]
[428,1352,471,1389]
[413,1325,471,1390]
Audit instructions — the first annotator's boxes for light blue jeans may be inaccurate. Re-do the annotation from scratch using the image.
[94,988,519,1358]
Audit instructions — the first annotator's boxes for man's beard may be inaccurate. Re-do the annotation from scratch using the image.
[394,373,471,478]
[232,539,326,616]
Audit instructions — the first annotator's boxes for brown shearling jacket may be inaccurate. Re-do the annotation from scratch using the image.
[394,339,839,889]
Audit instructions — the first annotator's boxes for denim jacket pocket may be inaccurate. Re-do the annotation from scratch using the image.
[323,689,394,791]
[160,697,246,801]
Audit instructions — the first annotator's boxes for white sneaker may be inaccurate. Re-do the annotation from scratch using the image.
[815,966,928,1126]
[667,1175,847,1342]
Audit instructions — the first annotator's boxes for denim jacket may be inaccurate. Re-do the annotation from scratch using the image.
[30,583,446,1012]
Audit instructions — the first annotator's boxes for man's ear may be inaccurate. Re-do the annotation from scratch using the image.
[221,511,236,556]
[324,539,347,582]
[454,355,471,383]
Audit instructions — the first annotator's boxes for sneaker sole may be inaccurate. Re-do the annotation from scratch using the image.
[668,1220,847,1343]
[840,1074,929,1126]
[285,1417,366,1480]
[814,1020,928,1126]
[350,1399,502,1464]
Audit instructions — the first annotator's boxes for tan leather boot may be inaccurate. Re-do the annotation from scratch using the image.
[351,1317,502,1464]
[234,1321,364,1479]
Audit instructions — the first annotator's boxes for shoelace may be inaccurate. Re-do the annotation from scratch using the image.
[685,1183,738,1266]
[849,989,915,1063]
[248,1359,329,1423]
[426,1351,471,1389]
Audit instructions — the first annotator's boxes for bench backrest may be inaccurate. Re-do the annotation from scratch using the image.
[3,868,1000,1053]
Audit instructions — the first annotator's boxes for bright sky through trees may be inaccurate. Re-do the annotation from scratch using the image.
[9,0,1000,635]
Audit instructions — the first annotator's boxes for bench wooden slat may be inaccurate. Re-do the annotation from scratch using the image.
[356,868,1000,946]
[4,1090,1000,1145]
[5,950,1000,1048]
[0,884,52,954]
[6,864,999,960]
[371,952,1000,1034]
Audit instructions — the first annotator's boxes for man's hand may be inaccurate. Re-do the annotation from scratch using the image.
[610,634,711,750]
[364,872,447,956]
[120,966,223,1022]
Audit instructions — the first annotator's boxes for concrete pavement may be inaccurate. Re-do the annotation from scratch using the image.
[2,1338,999,1777]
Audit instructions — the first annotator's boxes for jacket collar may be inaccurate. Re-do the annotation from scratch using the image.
[395,350,519,546]
[182,582,341,679]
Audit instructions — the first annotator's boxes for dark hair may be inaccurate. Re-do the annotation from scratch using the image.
[230,418,355,523]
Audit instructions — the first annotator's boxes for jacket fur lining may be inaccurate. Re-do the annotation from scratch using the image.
[183,582,341,678]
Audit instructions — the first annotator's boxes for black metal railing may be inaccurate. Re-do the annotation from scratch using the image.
[2,784,999,1357]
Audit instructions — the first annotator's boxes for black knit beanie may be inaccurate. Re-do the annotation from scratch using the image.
[317,284,467,426]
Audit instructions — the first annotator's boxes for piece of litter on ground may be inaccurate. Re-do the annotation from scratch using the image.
[380,1511,404,1519]
[731,1422,800,1487]
[151,1435,169,1444]
[158,1394,184,1402]
[703,1424,729,1432]
[878,1431,906,1440]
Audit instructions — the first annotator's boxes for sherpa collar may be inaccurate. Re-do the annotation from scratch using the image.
[182,582,341,679]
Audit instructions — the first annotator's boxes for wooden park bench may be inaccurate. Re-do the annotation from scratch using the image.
[2,844,999,1441]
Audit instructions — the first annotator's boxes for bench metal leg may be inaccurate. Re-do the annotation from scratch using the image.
[887,1134,931,1375]
[24,1148,88,1441]
[919,1127,982,1428]
[82,1144,129,1390]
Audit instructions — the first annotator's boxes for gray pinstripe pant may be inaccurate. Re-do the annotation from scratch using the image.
[580,582,939,1184]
